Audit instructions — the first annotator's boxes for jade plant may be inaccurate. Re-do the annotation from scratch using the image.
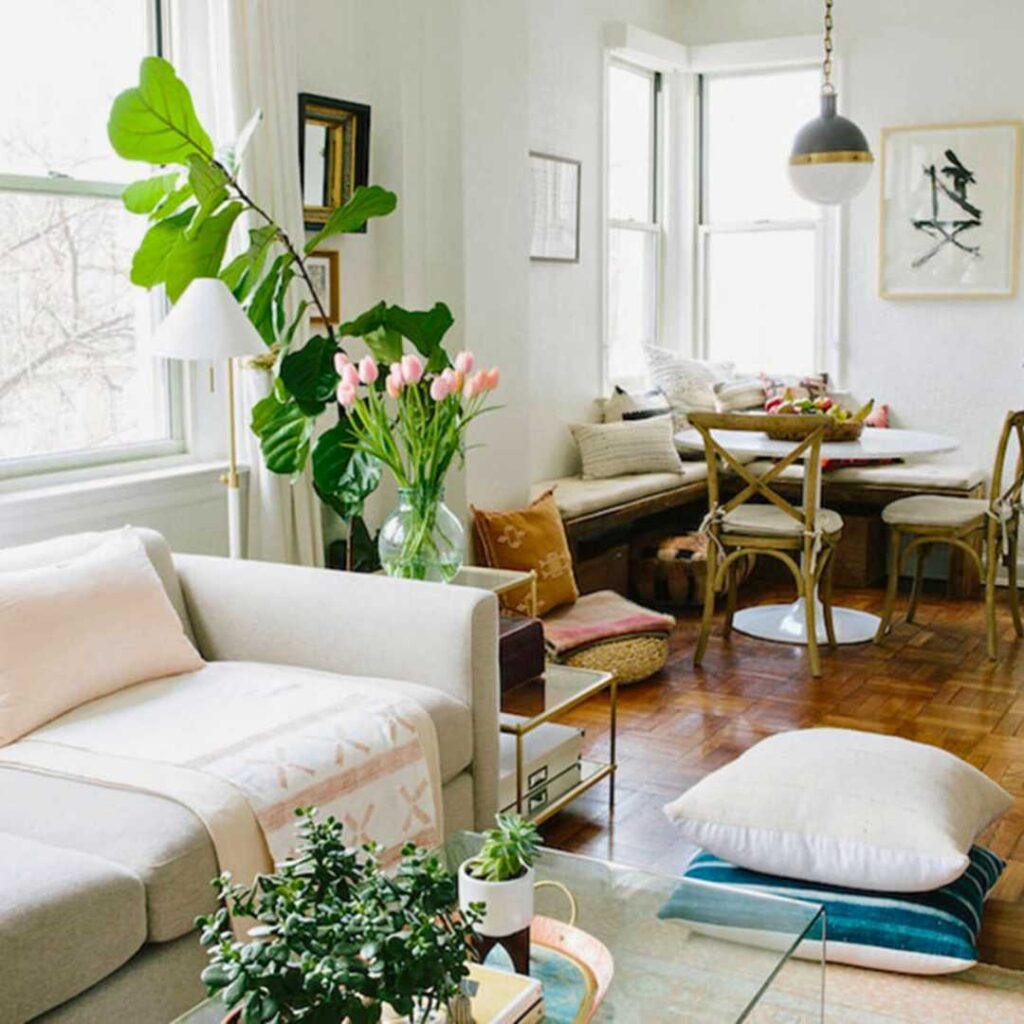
[196,808,479,1024]
[466,814,541,882]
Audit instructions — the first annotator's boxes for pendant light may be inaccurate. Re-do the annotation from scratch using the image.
[789,0,873,205]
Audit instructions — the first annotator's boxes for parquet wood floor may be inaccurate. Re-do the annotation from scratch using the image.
[540,580,1024,968]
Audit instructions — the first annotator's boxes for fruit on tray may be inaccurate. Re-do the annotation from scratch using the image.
[765,389,873,423]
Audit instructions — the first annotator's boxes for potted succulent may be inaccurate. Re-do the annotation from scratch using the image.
[458,814,541,940]
[197,808,479,1024]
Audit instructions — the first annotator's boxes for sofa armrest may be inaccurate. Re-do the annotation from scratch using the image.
[173,554,499,828]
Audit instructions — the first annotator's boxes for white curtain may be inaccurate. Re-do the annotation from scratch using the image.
[172,0,324,566]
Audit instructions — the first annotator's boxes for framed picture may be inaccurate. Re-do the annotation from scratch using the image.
[529,152,580,262]
[298,93,371,233]
[879,121,1022,299]
[306,250,340,326]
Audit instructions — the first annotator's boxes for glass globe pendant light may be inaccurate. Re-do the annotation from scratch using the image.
[789,0,873,204]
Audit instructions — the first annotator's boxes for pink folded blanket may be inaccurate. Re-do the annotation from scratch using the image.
[543,590,676,655]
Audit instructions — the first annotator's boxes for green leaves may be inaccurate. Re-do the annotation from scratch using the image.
[130,209,193,288]
[108,56,213,165]
[279,335,339,414]
[186,155,230,236]
[250,393,315,474]
[122,172,179,214]
[165,201,244,302]
[338,301,454,370]
[305,185,398,252]
[313,419,382,520]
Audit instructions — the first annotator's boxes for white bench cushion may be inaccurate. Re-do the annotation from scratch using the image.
[534,464,708,520]
[741,460,985,491]
[723,505,843,537]
[882,496,989,528]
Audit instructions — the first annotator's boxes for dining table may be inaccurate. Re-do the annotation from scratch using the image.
[674,425,960,645]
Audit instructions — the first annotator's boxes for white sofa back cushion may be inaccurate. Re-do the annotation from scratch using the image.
[0,530,203,745]
[664,728,1013,893]
[0,527,195,644]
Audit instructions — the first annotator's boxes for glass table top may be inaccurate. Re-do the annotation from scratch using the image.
[176,836,824,1024]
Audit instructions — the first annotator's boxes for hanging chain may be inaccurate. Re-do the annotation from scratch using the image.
[822,0,835,93]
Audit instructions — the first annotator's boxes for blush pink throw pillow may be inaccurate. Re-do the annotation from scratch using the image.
[0,530,203,746]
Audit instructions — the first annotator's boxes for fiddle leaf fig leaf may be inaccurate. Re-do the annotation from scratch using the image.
[165,200,243,302]
[130,209,194,288]
[232,109,263,168]
[386,302,454,369]
[246,253,289,344]
[313,420,382,520]
[185,155,230,236]
[279,334,339,413]
[108,56,213,165]
[122,172,179,214]
[304,185,397,252]
[251,394,314,475]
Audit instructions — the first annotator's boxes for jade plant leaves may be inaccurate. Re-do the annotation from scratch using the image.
[108,56,213,165]
[305,185,397,252]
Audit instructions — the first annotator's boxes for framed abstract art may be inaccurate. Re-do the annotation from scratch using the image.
[529,152,581,262]
[879,121,1022,299]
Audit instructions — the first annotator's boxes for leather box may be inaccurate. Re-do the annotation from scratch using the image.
[499,613,545,693]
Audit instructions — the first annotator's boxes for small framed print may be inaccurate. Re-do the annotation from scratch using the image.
[879,121,1022,299]
[529,152,581,262]
[306,249,340,326]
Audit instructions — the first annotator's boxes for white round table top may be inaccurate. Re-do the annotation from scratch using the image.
[674,426,959,461]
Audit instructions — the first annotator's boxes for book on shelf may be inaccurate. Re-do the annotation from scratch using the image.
[465,962,543,1024]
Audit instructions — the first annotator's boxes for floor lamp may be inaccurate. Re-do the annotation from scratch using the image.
[149,278,267,559]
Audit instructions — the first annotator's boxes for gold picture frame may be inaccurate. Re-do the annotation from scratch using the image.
[878,120,1022,300]
[299,94,370,232]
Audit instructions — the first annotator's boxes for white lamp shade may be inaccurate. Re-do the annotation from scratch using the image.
[150,278,268,361]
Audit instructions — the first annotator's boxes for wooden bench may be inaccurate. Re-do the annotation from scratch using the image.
[536,460,987,598]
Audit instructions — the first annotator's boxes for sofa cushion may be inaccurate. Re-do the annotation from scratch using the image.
[0,832,147,1022]
[535,464,708,520]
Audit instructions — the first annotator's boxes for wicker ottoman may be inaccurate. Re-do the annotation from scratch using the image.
[542,590,676,684]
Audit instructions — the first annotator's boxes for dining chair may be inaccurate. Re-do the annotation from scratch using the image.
[875,410,1024,660]
[689,412,844,677]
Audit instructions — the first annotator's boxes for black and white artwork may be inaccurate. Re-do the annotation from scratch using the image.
[880,122,1021,298]
[530,152,581,262]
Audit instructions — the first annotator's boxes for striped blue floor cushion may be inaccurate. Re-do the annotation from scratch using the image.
[658,846,1004,975]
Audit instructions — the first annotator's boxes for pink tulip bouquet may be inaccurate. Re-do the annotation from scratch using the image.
[334,349,499,580]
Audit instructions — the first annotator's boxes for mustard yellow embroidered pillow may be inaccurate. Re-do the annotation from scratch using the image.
[471,490,578,616]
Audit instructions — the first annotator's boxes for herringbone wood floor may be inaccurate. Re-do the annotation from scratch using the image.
[540,580,1024,968]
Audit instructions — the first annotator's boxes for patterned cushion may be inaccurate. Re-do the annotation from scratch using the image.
[542,590,675,656]
[659,847,1004,975]
[570,417,682,480]
[471,491,578,615]
[643,345,734,429]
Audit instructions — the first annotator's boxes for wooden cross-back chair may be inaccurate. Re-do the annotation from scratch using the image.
[689,412,845,677]
[876,410,1024,660]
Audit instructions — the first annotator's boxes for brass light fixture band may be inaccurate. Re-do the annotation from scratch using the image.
[790,150,875,166]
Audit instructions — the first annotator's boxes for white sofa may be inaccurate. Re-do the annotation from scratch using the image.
[0,528,500,1024]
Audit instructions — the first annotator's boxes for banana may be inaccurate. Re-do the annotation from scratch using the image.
[853,399,875,423]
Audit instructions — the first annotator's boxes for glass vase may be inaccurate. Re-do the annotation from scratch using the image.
[378,486,465,582]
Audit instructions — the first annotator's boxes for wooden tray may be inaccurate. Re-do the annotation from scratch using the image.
[763,415,863,443]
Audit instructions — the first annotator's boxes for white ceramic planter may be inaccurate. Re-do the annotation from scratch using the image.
[458,860,535,937]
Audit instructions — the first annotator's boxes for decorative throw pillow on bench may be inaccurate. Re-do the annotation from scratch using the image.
[570,416,683,480]
[659,846,1004,975]
[0,529,204,745]
[663,728,1013,893]
[603,385,672,423]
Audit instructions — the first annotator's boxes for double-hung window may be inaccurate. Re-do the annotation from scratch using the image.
[605,60,661,386]
[697,66,832,377]
[0,0,183,479]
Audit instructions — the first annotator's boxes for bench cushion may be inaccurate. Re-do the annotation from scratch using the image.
[536,464,708,520]
[0,833,147,1022]
[742,461,985,491]
[882,496,989,528]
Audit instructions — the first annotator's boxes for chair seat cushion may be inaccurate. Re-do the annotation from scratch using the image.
[722,505,843,537]
[659,846,1005,975]
[534,465,708,520]
[882,496,989,528]
[0,833,147,1022]
[542,590,675,656]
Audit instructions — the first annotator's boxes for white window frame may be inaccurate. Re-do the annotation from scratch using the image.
[0,0,189,483]
[603,57,664,390]
[694,63,839,379]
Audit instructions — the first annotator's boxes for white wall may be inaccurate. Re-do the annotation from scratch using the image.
[673,0,1024,474]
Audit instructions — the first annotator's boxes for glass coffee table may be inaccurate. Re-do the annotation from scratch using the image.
[176,837,824,1024]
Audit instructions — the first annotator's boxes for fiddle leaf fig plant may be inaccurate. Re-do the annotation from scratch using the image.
[197,808,480,1024]
[107,56,444,528]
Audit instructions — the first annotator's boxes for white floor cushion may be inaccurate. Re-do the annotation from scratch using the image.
[663,728,1012,893]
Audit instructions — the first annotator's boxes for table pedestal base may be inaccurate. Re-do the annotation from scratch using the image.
[733,597,878,646]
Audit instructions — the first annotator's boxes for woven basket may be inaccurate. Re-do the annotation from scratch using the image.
[762,415,863,443]
[555,632,670,684]
[630,533,754,608]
